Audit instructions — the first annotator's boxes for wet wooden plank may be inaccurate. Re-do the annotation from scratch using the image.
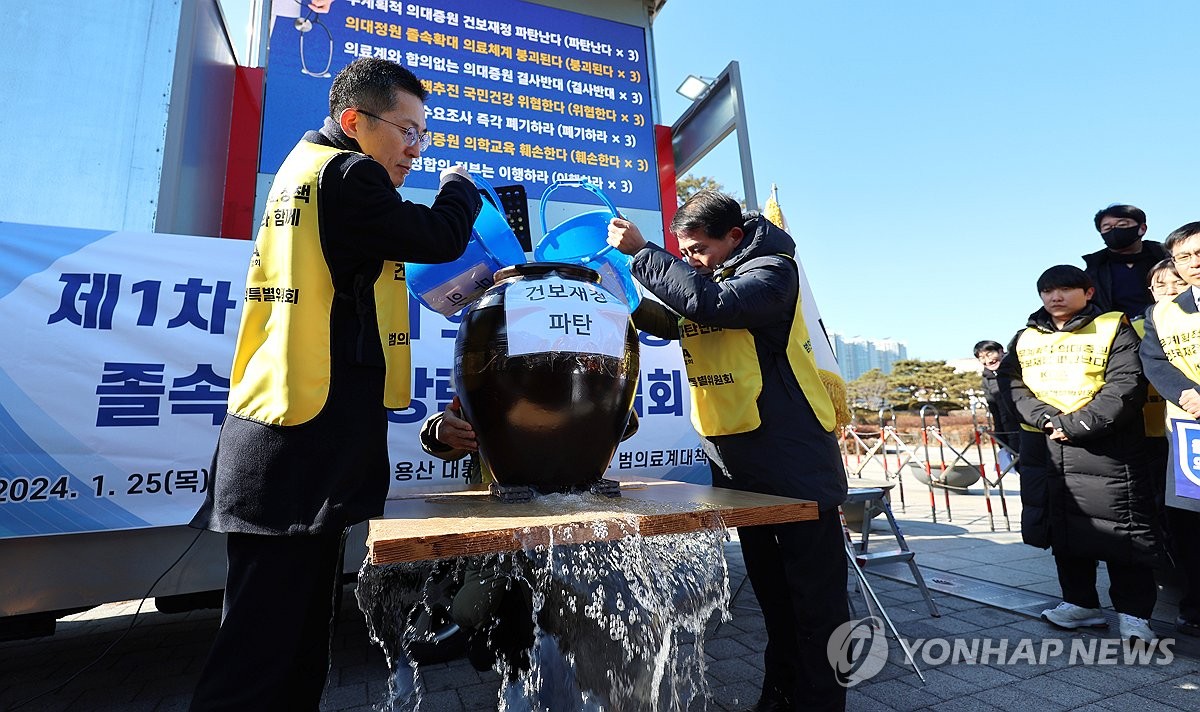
[367,479,818,565]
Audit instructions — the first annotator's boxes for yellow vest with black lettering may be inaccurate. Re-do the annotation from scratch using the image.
[227,140,411,426]
[1131,317,1167,438]
[1150,299,1200,431]
[1014,312,1123,431]
[680,261,836,437]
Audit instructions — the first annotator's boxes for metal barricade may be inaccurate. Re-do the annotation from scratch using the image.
[914,405,984,523]
[839,408,919,512]
[969,402,1013,532]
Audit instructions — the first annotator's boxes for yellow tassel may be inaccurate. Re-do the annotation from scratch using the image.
[819,368,853,429]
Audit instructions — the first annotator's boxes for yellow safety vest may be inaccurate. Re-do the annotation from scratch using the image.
[227,140,411,426]
[1150,299,1200,429]
[1014,312,1123,430]
[1131,317,1167,438]
[680,260,836,437]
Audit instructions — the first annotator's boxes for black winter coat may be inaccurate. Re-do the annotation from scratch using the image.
[980,367,1020,449]
[192,119,481,535]
[1002,304,1162,566]
[629,215,847,510]
[1082,240,1167,318]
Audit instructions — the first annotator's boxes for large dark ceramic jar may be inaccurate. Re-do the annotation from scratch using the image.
[453,262,639,493]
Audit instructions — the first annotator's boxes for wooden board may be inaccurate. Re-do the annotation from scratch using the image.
[367,479,818,565]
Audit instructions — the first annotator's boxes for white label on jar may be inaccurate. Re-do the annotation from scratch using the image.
[504,274,628,357]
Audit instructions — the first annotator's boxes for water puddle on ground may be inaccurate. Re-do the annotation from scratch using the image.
[357,498,731,711]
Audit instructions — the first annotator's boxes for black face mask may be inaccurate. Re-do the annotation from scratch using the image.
[1102,225,1141,250]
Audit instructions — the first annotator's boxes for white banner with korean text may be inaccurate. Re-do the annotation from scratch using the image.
[0,223,706,539]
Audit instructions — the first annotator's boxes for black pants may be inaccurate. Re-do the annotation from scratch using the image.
[1055,553,1156,619]
[1168,507,1200,622]
[190,529,347,712]
[739,508,849,712]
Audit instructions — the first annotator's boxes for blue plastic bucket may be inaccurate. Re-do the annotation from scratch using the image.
[406,173,527,316]
[533,180,640,311]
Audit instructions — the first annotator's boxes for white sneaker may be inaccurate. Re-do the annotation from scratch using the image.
[1118,614,1157,642]
[1041,602,1107,629]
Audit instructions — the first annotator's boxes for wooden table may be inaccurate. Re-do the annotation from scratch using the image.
[367,479,818,565]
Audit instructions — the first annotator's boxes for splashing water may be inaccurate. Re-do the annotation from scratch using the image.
[356,496,732,711]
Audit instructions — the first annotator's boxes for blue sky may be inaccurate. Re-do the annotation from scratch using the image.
[649,0,1199,360]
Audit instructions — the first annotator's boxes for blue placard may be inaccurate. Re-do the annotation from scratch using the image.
[1172,419,1200,502]
[260,0,659,211]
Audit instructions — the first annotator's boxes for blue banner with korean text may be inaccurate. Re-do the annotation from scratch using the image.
[261,0,659,210]
[0,222,703,539]
[1170,419,1200,513]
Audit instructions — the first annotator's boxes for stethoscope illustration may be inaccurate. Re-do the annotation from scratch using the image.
[293,0,333,78]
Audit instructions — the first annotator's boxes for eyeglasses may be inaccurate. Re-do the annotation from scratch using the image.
[1100,219,1137,232]
[1172,252,1200,266]
[356,110,432,151]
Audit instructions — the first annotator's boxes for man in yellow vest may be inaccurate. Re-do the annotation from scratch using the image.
[607,190,848,712]
[189,57,481,710]
[1002,265,1161,643]
[1140,222,1200,637]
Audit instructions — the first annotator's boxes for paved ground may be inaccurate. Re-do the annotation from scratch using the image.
[4,461,1200,711]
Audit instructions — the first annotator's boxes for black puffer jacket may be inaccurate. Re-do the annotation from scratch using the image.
[629,214,847,510]
[1004,304,1162,566]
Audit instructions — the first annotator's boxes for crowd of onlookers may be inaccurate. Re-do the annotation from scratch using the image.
[972,204,1200,643]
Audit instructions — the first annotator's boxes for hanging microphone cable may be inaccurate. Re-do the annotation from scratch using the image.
[6,528,208,710]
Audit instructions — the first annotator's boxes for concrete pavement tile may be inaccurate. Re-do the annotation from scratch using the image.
[947,607,1027,628]
[414,688,466,711]
[883,585,949,606]
[951,544,1049,564]
[721,613,766,634]
[870,603,934,624]
[995,555,1058,573]
[899,667,984,700]
[1088,691,1189,710]
[1161,645,1200,672]
[891,620,954,642]
[844,690,878,712]
[1044,665,1145,696]
[421,664,479,692]
[322,681,370,709]
[704,657,761,684]
[1020,580,1066,597]
[1094,660,1176,687]
[953,564,1052,587]
[1134,672,1200,708]
[337,661,387,685]
[703,680,760,710]
[905,553,982,571]
[970,684,1068,711]
[857,677,946,711]
[1004,616,1101,637]
[937,662,1023,688]
[1006,674,1105,707]
[928,698,1001,712]
[924,595,982,613]
[702,637,756,660]
[862,575,909,592]
[366,676,391,701]
[865,659,919,684]
[923,614,995,636]
[457,680,502,709]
